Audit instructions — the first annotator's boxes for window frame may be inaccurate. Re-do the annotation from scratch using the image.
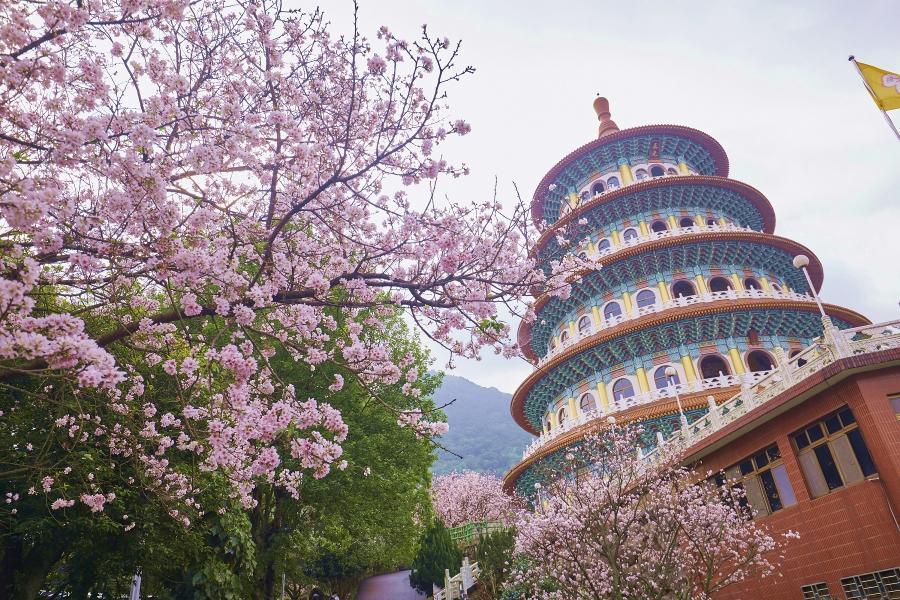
[720,443,797,519]
[792,407,878,499]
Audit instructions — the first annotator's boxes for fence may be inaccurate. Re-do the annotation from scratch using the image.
[431,557,480,600]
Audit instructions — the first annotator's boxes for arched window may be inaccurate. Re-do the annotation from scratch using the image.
[771,282,782,292]
[789,348,807,367]
[706,217,718,226]
[622,228,639,242]
[557,407,568,426]
[671,280,696,298]
[744,277,761,290]
[708,276,733,293]
[591,181,605,196]
[607,176,620,189]
[651,220,668,233]
[580,191,590,201]
[596,238,612,253]
[559,330,569,343]
[699,354,731,379]
[746,350,775,372]
[679,217,695,228]
[603,301,622,320]
[667,167,678,175]
[579,392,596,412]
[650,165,665,177]
[612,378,635,400]
[578,315,592,334]
[578,251,588,260]
[653,365,680,389]
[549,337,556,350]
[635,169,649,181]
[635,289,656,308]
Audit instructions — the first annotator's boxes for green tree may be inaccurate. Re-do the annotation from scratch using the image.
[473,528,516,600]
[409,519,463,595]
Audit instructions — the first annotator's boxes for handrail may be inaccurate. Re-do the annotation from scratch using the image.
[521,372,768,460]
[538,287,814,367]
[640,317,900,465]
[522,317,900,462]
[431,558,481,600]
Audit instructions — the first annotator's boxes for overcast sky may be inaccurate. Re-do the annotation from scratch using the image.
[331,0,899,393]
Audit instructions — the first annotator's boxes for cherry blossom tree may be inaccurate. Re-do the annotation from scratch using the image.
[431,470,517,528]
[510,426,795,600]
[0,0,574,521]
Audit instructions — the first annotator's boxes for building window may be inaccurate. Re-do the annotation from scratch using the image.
[653,365,679,389]
[720,444,797,518]
[557,407,568,424]
[679,216,695,228]
[596,238,611,253]
[841,568,900,599]
[699,354,731,379]
[707,217,718,226]
[579,392,596,412]
[667,167,678,175]
[708,276,733,293]
[612,378,635,400]
[771,282,782,291]
[635,168,648,181]
[578,251,588,260]
[672,280,696,298]
[650,165,665,177]
[591,181,605,196]
[792,407,878,499]
[622,228,639,242]
[790,348,808,367]
[603,301,622,320]
[577,315,592,334]
[746,350,775,372]
[744,277,762,290]
[891,395,900,420]
[650,220,668,233]
[607,176,620,189]
[801,582,833,600]
[635,289,656,308]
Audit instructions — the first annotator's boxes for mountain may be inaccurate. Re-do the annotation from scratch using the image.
[431,374,534,477]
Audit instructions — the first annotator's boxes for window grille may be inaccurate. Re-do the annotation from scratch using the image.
[801,582,832,600]
[841,567,900,599]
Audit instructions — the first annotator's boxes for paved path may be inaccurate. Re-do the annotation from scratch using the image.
[357,570,425,600]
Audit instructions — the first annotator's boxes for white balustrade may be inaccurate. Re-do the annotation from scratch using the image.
[522,317,900,462]
[640,318,900,466]
[538,287,814,367]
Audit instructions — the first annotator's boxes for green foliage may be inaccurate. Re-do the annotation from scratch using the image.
[409,519,463,594]
[0,306,441,599]
[474,528,516,599]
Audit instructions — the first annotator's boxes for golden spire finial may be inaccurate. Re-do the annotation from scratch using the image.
[593,95,619,139]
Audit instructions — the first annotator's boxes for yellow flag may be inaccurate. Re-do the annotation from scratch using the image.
[856,61,900,111]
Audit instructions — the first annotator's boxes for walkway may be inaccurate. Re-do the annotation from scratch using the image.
[357,570,425,600]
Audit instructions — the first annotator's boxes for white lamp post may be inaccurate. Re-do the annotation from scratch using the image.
[665,366,689,430]
[792,254,826,317]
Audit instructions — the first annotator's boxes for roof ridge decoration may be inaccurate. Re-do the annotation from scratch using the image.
[594,96,620,138]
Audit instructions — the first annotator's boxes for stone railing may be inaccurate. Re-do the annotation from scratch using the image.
[640,317,900,465]
[431,557,480,600]
[521,371,770,460]
[538,287,813,367]
[583,221,753,260]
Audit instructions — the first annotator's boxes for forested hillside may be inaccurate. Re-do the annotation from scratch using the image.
[432,375,533,476]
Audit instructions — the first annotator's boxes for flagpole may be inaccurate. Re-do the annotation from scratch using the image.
[849,55,900,142]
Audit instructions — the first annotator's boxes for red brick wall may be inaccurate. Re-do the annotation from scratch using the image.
[697,366,900,600]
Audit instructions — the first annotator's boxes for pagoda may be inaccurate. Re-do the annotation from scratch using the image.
[502,97,900,599]
[503,98,870,498]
